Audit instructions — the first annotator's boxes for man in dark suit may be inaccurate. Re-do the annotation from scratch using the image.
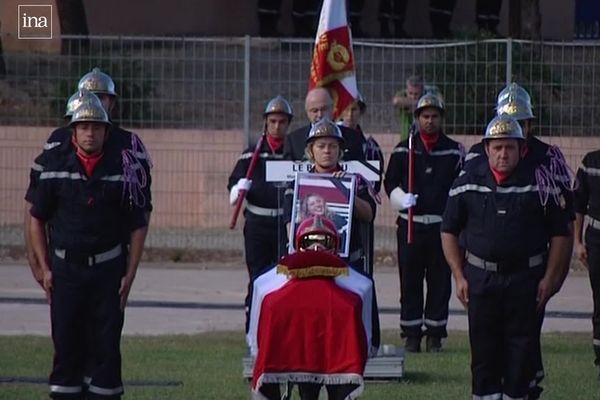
[283,87,365,162]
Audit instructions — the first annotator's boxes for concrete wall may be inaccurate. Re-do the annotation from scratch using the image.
[0,126,596,231]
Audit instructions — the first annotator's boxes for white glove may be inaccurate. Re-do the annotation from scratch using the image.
[238,178,252,191]
[390,187,418,211]
[401,192,418,209]
[229,185,240,205]
[229,178,253,205]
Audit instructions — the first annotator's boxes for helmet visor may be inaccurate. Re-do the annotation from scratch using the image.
[298,234,335,251]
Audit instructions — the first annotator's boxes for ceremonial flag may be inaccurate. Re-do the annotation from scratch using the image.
[309,0,358,119]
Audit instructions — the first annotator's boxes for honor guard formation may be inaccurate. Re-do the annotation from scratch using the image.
[21,67,597,400]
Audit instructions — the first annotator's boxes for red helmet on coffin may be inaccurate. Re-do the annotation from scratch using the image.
[295,215,339,253]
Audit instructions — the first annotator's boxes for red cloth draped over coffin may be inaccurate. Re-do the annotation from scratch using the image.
[248,252,375,399]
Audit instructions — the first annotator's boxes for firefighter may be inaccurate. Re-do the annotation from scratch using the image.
[228,95,293,325]
[25,69,153,284]
[574,148,600,379]
[257,0,282,37]
[284,119,376,271]
[283,87,366,162]
[339,97,384,275]
[28,100,150,400]
[383,93,464,352]
[24,89,103,287]
[466,82,575,398]
[441,115,572,399]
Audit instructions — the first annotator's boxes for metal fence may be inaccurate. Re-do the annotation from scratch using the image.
[1,35,600,259]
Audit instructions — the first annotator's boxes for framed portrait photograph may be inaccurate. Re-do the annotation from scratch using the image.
[288,172,356,257]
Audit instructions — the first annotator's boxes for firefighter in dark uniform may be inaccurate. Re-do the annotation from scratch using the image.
[339,97,384,275]
[257,0,282,37]
[574,148,600,379]
[28,100,149,400]
[379,0,408,38]
[24,89,101,287]
[383,93,464,352]
[441,115,573,400]
[465,82,574,398]
[228,95,293,327]
[24,69,153,394]
[292,0,321,37]
[284,119,376,272]
[283,87,366,163]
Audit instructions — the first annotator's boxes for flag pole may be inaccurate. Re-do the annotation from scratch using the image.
[407,121,416,243]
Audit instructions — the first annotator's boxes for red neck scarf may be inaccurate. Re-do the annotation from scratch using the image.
[266,135,284,153]
[419,131,439,153]
[73,138,103,177]
[490,166,511,184]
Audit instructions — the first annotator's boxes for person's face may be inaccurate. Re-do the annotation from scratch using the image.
[307,195,326,216]
[406,83,423,101]
[305,91,333,123]
[310,137,340,169]
[96,93,115,114]
[342,102,361,129]
[417,108,442,135]
[265,113,290,138]
[485,138,521,173]
[73,122,108,154]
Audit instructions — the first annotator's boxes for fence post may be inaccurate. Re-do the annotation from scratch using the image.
[243,35,251,148]
[505,37,513,85]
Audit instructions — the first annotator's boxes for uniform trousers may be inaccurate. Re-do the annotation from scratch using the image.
[49,251,125,400]
[396,221,451,339]
[586,226,600,366]
[465,263,545,399]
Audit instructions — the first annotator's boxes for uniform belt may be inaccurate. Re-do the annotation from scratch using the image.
[589,216,600,230]
[466,252,545,273]
[246,203,283,217]
[399,213,443,225]
[54,244,122,266]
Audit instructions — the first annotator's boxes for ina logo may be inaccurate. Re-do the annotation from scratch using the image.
[18,5,53,39]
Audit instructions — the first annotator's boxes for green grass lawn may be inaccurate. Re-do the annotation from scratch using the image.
[0,331,597,399]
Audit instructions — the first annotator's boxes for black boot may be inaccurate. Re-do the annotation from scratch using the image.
[405,336,421,353]
[425,336,443,352]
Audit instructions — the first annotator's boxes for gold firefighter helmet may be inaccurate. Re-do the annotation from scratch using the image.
[69,100,111,126]
[264,95,294,120]
[77,67,117,96]
[414,92,445,117]
[484,114,524,141]
[306,119,344,144]
[64,89,103,118]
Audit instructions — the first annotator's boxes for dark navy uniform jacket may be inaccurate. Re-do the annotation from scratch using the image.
[228,136,286,218]
[575,149,600,221]
[29,138,148,254]
[26,125,153,212]
[384,132,464,228]
[442,155,572,263]
[466,136,574,220]
[283,124,366,162]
